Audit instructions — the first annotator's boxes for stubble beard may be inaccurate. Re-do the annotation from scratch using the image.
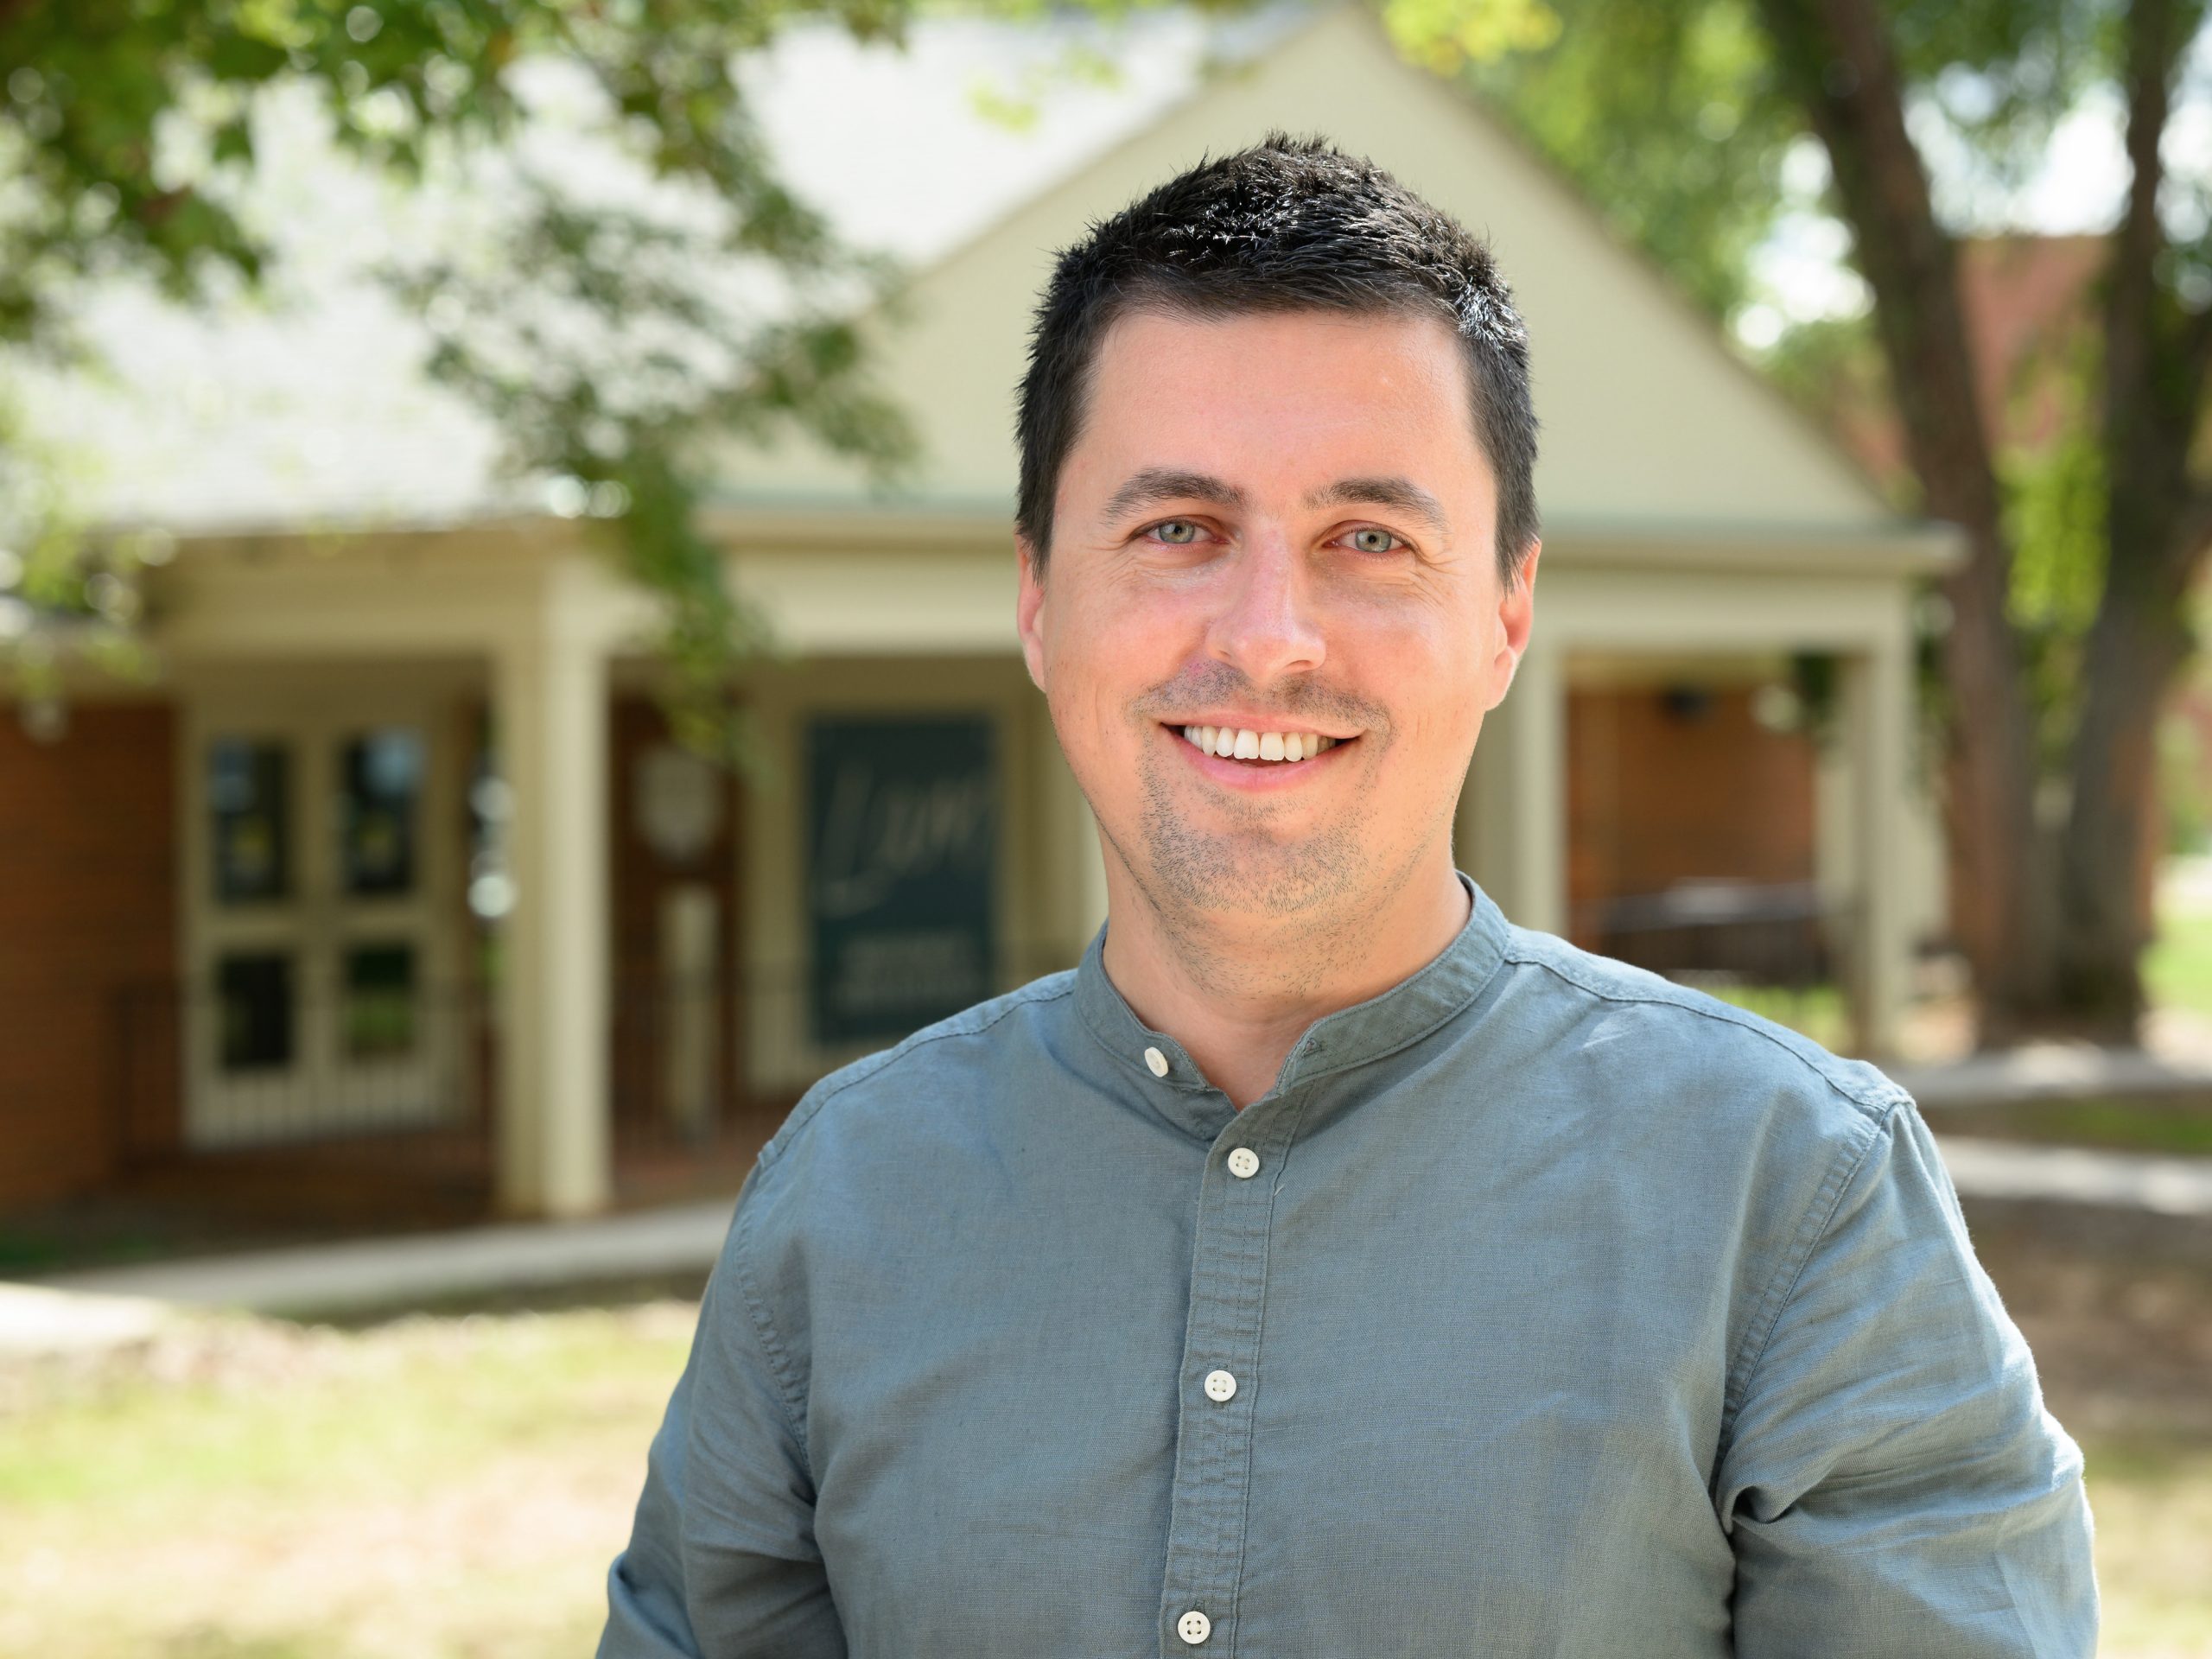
[1104,734,1406,999]
[1082,663,1416,995]
[1134,740,1366,919]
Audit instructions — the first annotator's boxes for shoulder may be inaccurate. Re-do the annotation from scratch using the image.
[755,969,1081,1173]
[1488,924,1908,1131]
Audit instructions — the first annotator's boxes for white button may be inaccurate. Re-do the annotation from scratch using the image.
[1226,1147,1260,1179]
[1178,1610,1212,1645]
[1203,1369,1237,1402]
[1144,1046,1170,1077]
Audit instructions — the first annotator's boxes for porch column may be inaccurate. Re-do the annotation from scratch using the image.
[1841,636,1912,1058]
[493,564,613,1217]
[1472,639,1567,935]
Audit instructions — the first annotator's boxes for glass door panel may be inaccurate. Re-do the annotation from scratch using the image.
[185,696,461,1147]
[326,722,448,1128]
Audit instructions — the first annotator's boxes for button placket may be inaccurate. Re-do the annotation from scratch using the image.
[1155,1098,1306,1656]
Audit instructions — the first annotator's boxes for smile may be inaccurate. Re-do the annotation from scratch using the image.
[1176,724,1349,764]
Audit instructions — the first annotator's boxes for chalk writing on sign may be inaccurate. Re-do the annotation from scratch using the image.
[807,717,996,1046]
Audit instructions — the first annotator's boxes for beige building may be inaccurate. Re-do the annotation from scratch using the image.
[1,5,1951,1223]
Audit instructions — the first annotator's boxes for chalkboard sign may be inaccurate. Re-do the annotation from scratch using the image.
[807,715,996,1046]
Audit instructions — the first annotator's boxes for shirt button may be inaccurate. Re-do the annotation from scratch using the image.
[1203,1369,1237,1402]
[1178,1610,1212,1644]
[1226,1147,1260,1179]
[1144,1046,1170,1077]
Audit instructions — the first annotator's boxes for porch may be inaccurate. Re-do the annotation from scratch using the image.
[0,511,1949,1232]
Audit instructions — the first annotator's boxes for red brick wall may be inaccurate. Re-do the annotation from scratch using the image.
[0,701,178,1207]
[1566,685,1817,949]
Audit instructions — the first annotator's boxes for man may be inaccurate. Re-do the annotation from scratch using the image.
[600,135,2095,1656]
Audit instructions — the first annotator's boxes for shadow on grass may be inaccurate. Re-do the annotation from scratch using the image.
[158,1630,321,1659]
[289,1268,713,1332]
[1923,1094,2212,1157]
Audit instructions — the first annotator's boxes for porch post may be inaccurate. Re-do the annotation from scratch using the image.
[1498,639,1568,936]
[1841,635,1911,1058]
[493,560,613,1217]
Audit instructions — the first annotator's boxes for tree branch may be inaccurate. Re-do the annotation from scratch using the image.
[1753,0,2004,543]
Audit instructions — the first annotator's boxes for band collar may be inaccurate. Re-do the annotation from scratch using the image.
[1072,871,1510,1120]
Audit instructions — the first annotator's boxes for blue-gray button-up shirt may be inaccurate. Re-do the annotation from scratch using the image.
[601,878,2095,1656]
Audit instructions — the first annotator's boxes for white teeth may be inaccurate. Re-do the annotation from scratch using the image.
[1179,725,1351,762]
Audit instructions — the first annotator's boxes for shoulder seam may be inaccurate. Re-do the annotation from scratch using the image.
[1499,944,1903,1121]
[759,976,1077,1170]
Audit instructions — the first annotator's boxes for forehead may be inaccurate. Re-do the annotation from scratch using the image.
[1072,307,1490,494]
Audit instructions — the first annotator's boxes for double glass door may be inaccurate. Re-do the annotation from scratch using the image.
[183,692,461,1147]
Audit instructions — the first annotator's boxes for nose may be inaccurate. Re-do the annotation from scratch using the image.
[1205,533,1326,683]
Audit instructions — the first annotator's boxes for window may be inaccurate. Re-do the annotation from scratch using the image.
[343,943,417,1058]
[217,952,295,1071]
[208,739,291,904]
[340,727,423,896]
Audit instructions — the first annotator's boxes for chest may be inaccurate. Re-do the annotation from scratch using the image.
[801,1138,1738,1657]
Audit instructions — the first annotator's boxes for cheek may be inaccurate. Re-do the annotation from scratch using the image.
[1342,605,1490,729]
[1042,585,1178,741]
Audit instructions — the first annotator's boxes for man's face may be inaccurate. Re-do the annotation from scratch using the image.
[1018,307,1537,929]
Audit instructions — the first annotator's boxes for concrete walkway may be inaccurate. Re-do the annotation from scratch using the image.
[1937,1135,2212,1217]
[21,1196,736,1328]
[1890,1044,2212,1108]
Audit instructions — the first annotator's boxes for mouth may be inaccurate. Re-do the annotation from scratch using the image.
[1168,722,1357,767]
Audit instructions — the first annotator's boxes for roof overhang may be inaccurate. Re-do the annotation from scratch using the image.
[1540,516,1965,579]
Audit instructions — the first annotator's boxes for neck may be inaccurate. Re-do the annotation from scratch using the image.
[1098,844,1471,1109]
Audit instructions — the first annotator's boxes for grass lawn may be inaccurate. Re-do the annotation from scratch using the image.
[0,1299,699,1659]
[1918,1095,2212,1156]
[3,1255,2209,1657]
[2147,903,2212,1020]
[2081,1437,2212,1656]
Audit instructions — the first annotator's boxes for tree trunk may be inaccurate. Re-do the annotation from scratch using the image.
[2051,0,2209,1041]
[1751,0,2052,1041]
[2057,552,2193,1037]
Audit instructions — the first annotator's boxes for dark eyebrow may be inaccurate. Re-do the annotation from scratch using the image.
[1302,476,1450,537]
[1101,468,1249,524]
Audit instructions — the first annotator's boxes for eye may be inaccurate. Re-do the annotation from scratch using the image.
[1345,526,1406,555]
[1147,519,1203,545]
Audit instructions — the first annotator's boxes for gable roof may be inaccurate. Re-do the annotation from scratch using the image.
[730,4,1902,538]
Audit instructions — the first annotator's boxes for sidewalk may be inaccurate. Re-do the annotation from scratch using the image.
[15,1196,736,1333]
[1889,1041,2212,1108]
[1939,1135,2212,1217]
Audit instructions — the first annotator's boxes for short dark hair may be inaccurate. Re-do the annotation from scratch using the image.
[1014,132,1539,585]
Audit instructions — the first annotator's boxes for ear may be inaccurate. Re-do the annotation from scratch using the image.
[1015,534,1049,692]
[1484,539,1540,710]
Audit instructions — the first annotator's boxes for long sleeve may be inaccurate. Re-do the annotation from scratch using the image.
[599,1166,847,1659]
[1715,1097,2098,1654]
